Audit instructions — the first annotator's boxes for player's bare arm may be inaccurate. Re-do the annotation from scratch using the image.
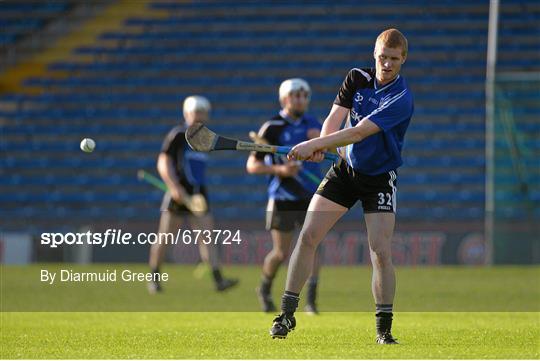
[288,113,381,161]
[310,104,350,161]
[320,104,349,137]
[157,152,186,203]
[291,105,348,163]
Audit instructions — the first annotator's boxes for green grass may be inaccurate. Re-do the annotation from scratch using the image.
[2,312,539,359]
[1,265,540,358]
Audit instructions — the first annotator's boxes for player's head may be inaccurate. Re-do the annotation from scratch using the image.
[373,28,408,85]
[183,95,211,125]
[279,78,311,118]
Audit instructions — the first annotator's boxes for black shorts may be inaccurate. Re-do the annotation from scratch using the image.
[316,160,397,213]
[161,187,210,216]
[266,199,311,232]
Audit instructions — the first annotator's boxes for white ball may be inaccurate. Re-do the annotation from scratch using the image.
[80,138,96,153]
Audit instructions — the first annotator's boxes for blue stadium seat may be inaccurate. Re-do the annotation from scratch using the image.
[2,0,539,228]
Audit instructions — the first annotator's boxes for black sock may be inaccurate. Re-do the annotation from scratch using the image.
[260,274,273,295]
[375,304,393,335]
[281,290,299,317]
[151,267,160,275]
[307,277,318,305]
[212,268,223,284]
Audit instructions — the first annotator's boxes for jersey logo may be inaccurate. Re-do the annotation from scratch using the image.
[350,109,362,122]
[316,177,329,193]
[354,92,363,104]
[369,97,379,106]
[283,132,291,142]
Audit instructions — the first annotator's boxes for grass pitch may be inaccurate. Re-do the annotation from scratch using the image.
[2,312,539,359]
[1,265,539,359]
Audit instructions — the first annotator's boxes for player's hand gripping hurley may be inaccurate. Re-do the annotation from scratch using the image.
[248,131,323,185]
[137,170,208,215]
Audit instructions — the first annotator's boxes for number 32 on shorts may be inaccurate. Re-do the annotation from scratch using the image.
[377,192,393,207]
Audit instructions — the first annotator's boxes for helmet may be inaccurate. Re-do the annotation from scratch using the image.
[278,78,311,100]
[183,95,211,113]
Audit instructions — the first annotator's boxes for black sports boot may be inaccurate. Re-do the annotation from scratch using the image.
[256,287,277,312]
[304,278,319,315]
[147,279,162,294]
[376,331,398,344]
[375,309,398,344]
[304,303,319,315]
[269,313,296,339]
[147,268,162,294]
[216,278,239,292]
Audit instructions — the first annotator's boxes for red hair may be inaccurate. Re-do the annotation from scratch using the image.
[376,28,408,56]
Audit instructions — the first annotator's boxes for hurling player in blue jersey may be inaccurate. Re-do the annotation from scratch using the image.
[270,29,414,344]
[148,96,238,294]
[247,79,323,314]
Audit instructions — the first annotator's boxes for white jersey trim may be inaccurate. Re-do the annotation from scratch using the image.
[388,170,397,212]
[353,68,372,82]
[368,89,408,119]
[258,120,286,137]
[375,75,400,94]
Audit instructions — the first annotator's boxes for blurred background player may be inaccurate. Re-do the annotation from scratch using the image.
[148,95,239,294]
[246,79,323,314]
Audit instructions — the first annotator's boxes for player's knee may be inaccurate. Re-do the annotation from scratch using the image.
[298,227,321,250]
[272,249,287,263]
[369,244,392,267]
